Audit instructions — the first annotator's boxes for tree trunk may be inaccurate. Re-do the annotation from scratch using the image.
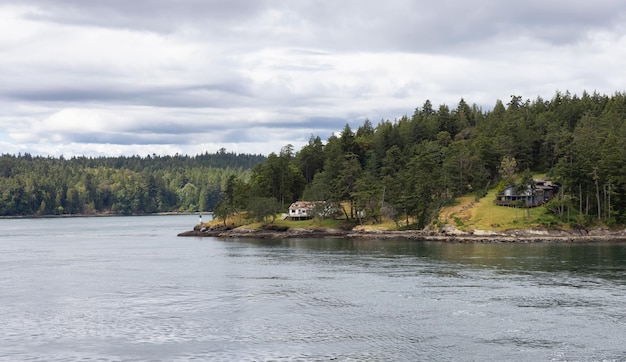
[606,182,611,219]
[405,207,409,226]
[558,187,564,220]
[594,171,601,220]
[341,204,350,220]
[579,183,582,215]
[350,199,355,220]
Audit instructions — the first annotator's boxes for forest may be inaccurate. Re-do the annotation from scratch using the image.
[216,91,626,228]
[0,150,265,216]
[3,90,626,228]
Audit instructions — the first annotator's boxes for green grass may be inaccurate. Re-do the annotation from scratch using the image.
[205,214,345,230]
[272,217,344,229]
[462,188,562,231]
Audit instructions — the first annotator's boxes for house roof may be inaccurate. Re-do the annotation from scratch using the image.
[534,180,557,190]
[288,201,322,210]
[498,180,558,196]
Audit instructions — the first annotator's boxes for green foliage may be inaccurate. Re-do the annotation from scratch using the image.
[0,151,263,216]
[249,148,305,209]
[499,156,518,186]
[246,197,282,223]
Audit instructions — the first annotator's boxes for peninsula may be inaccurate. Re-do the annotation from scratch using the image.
[176,92,626,238]
[178,192,626,243]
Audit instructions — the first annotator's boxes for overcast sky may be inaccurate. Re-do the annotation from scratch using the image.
[1,1,625,157]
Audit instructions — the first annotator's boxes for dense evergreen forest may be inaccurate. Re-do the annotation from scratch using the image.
[0,150,265,216]
[217,91,626,228]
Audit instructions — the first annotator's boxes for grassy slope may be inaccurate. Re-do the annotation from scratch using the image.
[438,188,562,231]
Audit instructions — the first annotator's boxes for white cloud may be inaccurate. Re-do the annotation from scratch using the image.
[1,1,626,157]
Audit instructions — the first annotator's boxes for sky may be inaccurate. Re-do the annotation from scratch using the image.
[1,0,625,157]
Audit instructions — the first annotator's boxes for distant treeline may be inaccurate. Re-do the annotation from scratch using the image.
[0,150,265,216]
[217,91,626,228]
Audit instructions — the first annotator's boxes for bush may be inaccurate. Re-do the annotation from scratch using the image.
[247,197,282,223]
[475,189,488,201]
[453,216,464,227]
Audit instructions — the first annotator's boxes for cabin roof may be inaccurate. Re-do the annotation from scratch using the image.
[288,201,322,210]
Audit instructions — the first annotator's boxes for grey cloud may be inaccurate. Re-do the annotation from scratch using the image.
[220,129,253,143]
[60,132,188,145]
[294,116,348,130]
[5,82,253,108]
[258,117,351,132]
[21,0,269,34]
[320,1,625,51]
[8,88,136,103]
[172,117,348,143]
[18,0,626,53]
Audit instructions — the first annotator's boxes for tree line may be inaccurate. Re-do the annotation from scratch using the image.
[0,150,265,216]
[217,91,626,228]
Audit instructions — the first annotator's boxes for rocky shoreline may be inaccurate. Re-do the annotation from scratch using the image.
[177,225,626,243]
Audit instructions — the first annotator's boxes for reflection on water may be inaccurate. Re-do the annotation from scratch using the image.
[246,237,626,277]
[1,216,626,361]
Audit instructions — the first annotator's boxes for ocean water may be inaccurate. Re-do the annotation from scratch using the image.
[1,215,625,361]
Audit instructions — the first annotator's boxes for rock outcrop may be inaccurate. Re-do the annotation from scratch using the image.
[178,225,626,242]
[178,227,348,239]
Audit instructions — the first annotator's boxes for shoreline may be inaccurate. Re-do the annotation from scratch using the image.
[177,226,626,243]
[0,212,205,220]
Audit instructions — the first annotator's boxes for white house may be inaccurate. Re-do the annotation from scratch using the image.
[288,201,320,220]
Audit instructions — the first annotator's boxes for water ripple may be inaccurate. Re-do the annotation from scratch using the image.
[2,217,626,361]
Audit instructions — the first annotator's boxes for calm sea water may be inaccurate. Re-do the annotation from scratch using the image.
[1,215,626,361]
